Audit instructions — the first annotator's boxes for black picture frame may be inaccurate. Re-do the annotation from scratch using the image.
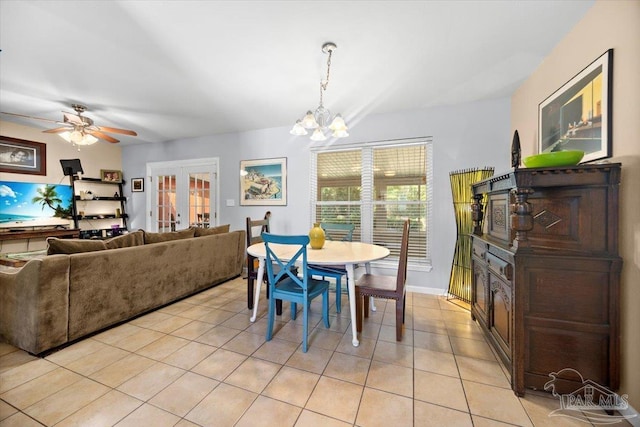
[0,136,47,175]
[131,177,144,192]
[538,49,613,163]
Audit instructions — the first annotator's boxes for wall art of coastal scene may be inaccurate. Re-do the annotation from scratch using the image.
[0,180,73,229]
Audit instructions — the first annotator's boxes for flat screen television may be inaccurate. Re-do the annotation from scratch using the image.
[60,159,84,176]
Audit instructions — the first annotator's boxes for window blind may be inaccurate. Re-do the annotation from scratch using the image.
[311,138,432,264]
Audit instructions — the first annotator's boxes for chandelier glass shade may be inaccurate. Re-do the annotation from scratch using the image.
[290,42,348,141]
[59,129,98,146]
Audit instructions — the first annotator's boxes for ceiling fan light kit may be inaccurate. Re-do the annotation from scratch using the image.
[58,130,99,146]
[290,42,349,141]
[1,103,137,148]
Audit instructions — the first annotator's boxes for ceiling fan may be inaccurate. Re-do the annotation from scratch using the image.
[1,104,137,145]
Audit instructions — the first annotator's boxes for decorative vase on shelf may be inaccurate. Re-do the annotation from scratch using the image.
[309,223,325,249]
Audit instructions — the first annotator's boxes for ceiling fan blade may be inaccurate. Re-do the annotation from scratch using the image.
[1,111,60,124]
[87,130,119,143]
[43,127,72,134]
[96,126,138,136]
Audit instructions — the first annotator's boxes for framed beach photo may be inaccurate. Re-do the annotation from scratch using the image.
[100,169,123,183]
[0,136,46,176]
[131,178,144,192]
[538,49,613,163]
[240,157,287,206]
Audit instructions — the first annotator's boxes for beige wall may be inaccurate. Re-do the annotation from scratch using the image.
[0,120,122,183]
[0,120,122,251]
[512,0,640,408]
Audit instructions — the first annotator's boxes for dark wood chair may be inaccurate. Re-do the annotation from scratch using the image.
[355,219,410,341]
[246,212,282,315]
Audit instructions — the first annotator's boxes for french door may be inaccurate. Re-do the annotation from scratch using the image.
[146,159,219,232]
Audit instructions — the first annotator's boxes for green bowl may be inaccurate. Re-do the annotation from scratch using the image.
[523,150,584,168]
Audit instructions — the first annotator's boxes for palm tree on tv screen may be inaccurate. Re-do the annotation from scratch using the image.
[31,184,70,218]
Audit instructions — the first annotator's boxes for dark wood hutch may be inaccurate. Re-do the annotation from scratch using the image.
[470,163,621,396]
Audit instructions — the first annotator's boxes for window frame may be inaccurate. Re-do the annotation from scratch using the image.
[310,137,433,270]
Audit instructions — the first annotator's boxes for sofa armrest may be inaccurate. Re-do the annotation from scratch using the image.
[0,255,70,355]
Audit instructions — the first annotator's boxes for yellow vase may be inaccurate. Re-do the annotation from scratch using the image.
[309,223,325,249]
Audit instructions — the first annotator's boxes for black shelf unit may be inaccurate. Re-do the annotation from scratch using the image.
[71,176,128,238]
[74,196,127,202]
[74,214,129,220]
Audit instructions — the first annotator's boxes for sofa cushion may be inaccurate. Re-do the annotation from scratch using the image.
[143,227,195,244]
[47,238,107,255]
[104,230,144,249]
[194,224,230,237]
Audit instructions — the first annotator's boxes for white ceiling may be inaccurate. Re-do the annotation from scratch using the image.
[0,1,594,146]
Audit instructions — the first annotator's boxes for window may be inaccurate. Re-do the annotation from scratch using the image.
[311,138,432,265]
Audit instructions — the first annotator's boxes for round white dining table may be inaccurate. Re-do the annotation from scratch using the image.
[247,240,390,347]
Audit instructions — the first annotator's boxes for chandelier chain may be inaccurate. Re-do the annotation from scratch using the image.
[319,49,333,107]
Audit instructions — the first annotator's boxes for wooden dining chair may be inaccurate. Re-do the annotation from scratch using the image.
[355,219,410,341]
[309,222,355,313]
[263,233,331,352]
[246,212,282,315]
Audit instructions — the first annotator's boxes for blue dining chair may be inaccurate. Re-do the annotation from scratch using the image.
[309,222,355,313]
[263,233,331,352]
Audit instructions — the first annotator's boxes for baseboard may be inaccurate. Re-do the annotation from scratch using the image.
[406,285,447,296]
[619,403,640,426]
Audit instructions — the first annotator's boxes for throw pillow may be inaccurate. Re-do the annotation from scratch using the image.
[194,224,230,237]
[47,238,107,255]
[143,227,196,244]
[104,230,144,249]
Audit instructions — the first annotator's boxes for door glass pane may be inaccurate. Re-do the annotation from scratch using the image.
[189,173,211,228]
[157,175,177,232]
[148,160,218,232]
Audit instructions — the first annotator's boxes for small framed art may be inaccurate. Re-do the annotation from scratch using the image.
[100,169,123,183]
[131,178,144,192]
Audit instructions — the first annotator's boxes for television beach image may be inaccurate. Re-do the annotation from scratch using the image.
[0,180,74,229]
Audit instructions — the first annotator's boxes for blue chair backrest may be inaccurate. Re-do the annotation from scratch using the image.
[320,222,355,242]
[262,233,309,290]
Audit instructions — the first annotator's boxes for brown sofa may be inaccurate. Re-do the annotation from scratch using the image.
[0,228,246,355]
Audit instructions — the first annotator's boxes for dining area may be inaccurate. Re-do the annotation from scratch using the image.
[0,217,540,427]
[0,252,530,427]
[245,217,410,352]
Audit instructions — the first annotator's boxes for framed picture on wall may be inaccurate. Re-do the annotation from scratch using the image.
[538,49,613,163]
[100,169,123,183]
[0,136,47,176]
[131,178,144,192]
[240,157,287,206]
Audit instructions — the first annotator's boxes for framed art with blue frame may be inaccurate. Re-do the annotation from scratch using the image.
[240,157,287,206]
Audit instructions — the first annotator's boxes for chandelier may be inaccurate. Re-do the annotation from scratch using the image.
[58,128,98,146]
[290,42,349,141]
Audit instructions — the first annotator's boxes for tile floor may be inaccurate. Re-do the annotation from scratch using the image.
[0,277,621,426]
